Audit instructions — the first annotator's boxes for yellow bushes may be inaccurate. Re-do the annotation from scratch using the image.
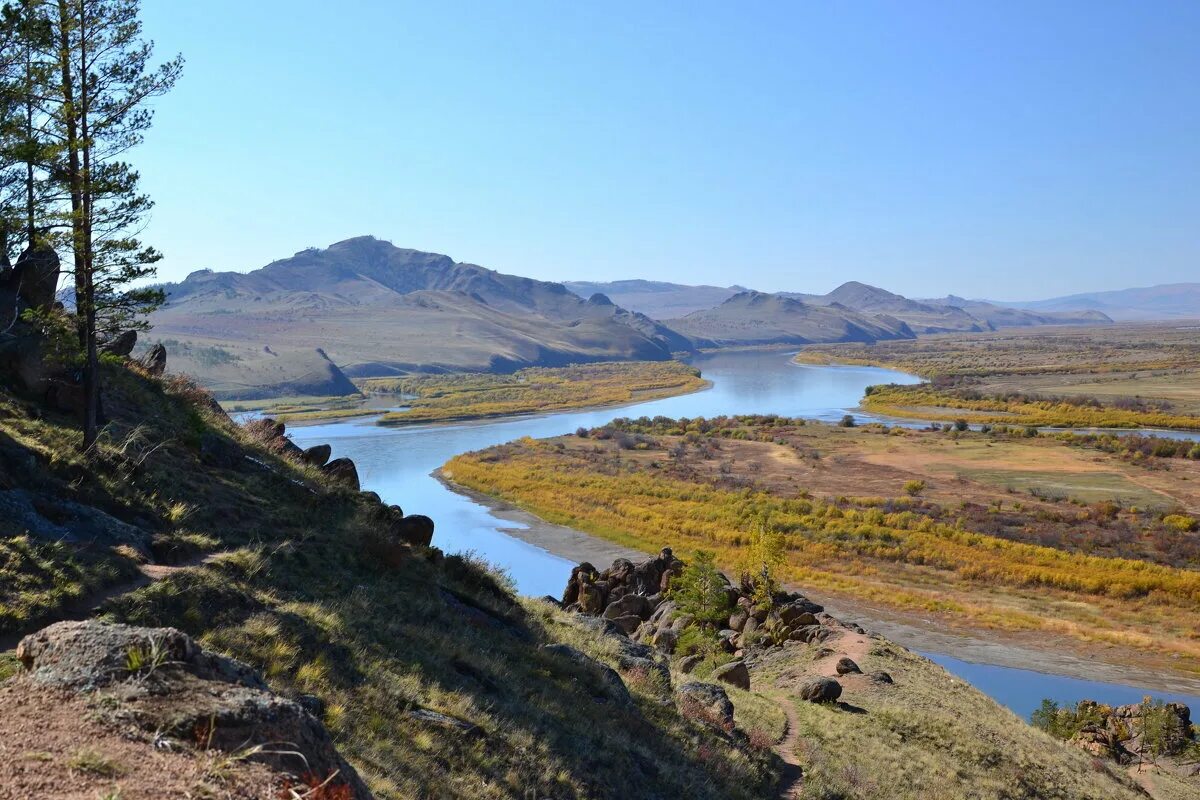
[372,361,707,425]
[444,440,1200,667]
[862,384,1200,430]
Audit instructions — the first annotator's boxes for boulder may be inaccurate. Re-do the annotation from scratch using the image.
[322,457,360,490]
[798,677,842,703]
[676,654,703,674]
[302,443,332,467]
[675,682,734,731]
[617,654,671,691]
[835,657,861,675]
[0,489,151,555]
[540,643,631,707]
[396,514,435,547]
[868,671,893,684]
[560,562,597,606]
[710,660,750,691]
[577,581,607,614]
[652,628,678,654]
[728,607,749,632]
[10,244,59,310]
[138,342,167,376]
[603,593,651,621]
[16,621,372,797]
[779,606,818,628]
[100,330,137,357]
[609,614,643,635]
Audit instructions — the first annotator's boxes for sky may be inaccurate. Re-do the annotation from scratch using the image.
[135,0,1200,299]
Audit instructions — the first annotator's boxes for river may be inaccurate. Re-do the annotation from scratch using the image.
[287,350,1200,719]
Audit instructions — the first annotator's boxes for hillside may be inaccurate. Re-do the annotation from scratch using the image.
[665,290,916,347]
[149,237,693,395]
[791,282,1112,332]
[0,354,782,798]
[999,283,1200,321]
[564,279,745,318]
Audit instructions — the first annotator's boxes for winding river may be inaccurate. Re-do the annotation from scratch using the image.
[288,350,1200,718]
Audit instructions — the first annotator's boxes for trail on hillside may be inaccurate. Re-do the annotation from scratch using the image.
[0,551,226,652]
[766,691,804,799]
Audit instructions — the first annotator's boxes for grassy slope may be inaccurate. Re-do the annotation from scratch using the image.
[0,367,775,800]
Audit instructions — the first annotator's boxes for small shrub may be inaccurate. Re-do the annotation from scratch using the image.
[1162,514,1197,532]
[839,414,856,428]
[903,480,926,497]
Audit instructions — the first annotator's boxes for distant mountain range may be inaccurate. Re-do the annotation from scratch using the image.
[562,280,746,318]
[989,283,1200,321]
[149,238,1187,399]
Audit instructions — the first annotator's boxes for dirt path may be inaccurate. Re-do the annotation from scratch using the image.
[765,691,804,799]
[0,552,225,652]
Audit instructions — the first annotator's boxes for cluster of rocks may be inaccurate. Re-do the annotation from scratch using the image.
[15,620,373,798]
[1069,699,1197,768]
[559,548,853,699]
[243,416,434,549]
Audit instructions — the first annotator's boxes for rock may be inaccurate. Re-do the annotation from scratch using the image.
[670,613,695,632]
[742,616,759,638]
[652,628,678,654]
[199,432,241,469]
[577,581,607,614]
[100,330,137,357]
[675,682,734,731]
[408,707,485,739]
[15,621,371,797]
[396,514,435,547]
[868,671,893,684]
[322,457,360,490]
[561,562,598,606]
[0,489,151,555]
[609,614,643,635]
[788,624,823,644]
[603,593,651,621]
[710,660,750,691]
[617,655,671,691]
[648,599,676,626]
[798,677,842,703]
[779,606,818,628]
[728,607,749,632]
[835,657,861,675]
[10,244,59,310]
[138,342,167,376]
[540,644,631,707]
[302,443,332,467]
[676,654,703,674]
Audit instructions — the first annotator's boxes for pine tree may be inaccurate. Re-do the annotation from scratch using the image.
[43,0,180,446]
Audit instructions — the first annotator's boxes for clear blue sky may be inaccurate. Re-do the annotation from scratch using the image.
[136,0,1199,299]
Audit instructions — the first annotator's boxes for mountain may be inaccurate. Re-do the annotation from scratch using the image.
[563,279,746,318]
[665,290,915,347]
[923,295,1113,327]
[151,237,693,395]
[997,283,1200,321]
[783,281,987,334]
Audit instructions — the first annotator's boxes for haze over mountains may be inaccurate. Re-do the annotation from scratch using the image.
[145,236,1177,400]
[997,283,1200,321]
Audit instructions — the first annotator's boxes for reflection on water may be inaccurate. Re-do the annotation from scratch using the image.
[287,350,1197,714]
[924,652,1200,720]
[289,351,919,596]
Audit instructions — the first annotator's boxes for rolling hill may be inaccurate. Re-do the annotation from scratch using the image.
[563,279,745,318]
[149,237,693,395]
[664,290,916,347]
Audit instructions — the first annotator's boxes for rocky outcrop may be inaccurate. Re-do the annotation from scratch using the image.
[100,330,137,357]
[8,244,60,311]
[1067,699,1196,765]
[16,620,373,798]
[676,682,734,731]
[138,342,167,376]
[0,488,151,554]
